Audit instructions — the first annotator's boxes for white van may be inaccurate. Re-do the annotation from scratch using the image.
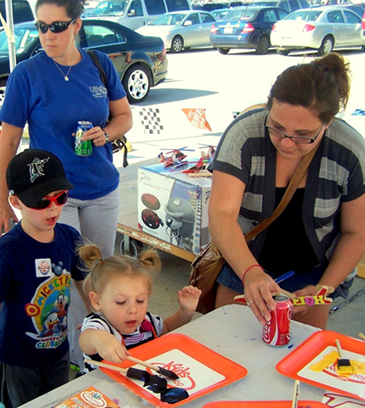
[83,0,192,30]
[0,0,35,26]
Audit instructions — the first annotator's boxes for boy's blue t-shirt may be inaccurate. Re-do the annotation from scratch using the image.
[0,49,126,200]
[0,222,85,367]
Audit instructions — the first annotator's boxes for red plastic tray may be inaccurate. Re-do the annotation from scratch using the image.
[276,331,365,401]
[99,333,248,407]
[202,402,326,407]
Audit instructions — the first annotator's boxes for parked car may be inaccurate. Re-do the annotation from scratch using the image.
[0,19,168,103]
[83,0,192,30]
[0,0,35,26]
[249,0,309,13]
[271,6,365,55]
[210,6,288,54]
[136,10,216,52]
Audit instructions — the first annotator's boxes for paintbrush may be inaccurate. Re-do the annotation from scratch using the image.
[335,339,365,374]
[126,355,179,380]
[291,380,300,408]
[84,359,151,381]
[359,333,365,342]
[335,339,353,373]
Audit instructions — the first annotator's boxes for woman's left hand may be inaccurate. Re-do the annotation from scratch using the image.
[82,126,108,146]
[291,284,318,316]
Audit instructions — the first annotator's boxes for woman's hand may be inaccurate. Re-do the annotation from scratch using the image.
[177,285,202,312]
[243,269,281,325]
[291,285,318,316]
[82,126,108,147]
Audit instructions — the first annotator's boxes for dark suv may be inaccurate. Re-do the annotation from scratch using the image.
[249,0,309,12]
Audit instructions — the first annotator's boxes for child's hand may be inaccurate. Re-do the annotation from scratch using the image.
[177,285,202,312]
[94,331,130,363]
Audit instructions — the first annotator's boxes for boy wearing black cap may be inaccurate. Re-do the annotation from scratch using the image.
[0,149,90,408]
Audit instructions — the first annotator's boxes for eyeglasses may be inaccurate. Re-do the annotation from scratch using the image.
[266,119,325,145]
[35,19,76,34]
[31,190,69,210]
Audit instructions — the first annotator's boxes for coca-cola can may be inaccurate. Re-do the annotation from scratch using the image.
[262,293,292,346]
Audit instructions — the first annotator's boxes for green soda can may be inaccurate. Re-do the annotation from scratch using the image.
[75,121,93,156]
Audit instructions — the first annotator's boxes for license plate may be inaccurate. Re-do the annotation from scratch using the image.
[281,37,291,44]
[224,27,233,34]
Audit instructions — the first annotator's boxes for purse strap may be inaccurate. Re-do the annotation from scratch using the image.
[244,142,320,243]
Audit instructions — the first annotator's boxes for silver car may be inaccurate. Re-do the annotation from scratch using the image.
[270,6,365,55]
[136,11,216,53]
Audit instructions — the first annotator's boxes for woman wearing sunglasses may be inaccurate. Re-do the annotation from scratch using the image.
[0,0,132,371]
[208,52,365,330]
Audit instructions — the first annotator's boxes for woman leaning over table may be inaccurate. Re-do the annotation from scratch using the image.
[208,52,365,330]
[0,0,132,370]
[0,0,132,257]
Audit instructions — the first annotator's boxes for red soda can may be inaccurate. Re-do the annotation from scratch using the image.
[262,293,292,346]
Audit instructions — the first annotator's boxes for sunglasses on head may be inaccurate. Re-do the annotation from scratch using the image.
[31,190,69,210]
[35,19,76,34]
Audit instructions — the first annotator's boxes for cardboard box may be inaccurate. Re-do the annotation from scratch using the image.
[138,162,211,254]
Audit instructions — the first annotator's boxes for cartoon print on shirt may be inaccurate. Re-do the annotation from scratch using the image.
[25,260,71,349]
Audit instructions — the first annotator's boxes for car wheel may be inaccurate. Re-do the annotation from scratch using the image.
[122,64,151,104]
[171,36,184,53]
[218,48,230,54]
[276,48,290,56]
[318,36,333,56]
[256,36,270,54]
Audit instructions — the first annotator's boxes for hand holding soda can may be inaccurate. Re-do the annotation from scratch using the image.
[262,293,293,347]
[75,121,93,156]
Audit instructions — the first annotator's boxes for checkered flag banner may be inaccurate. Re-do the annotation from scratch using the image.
[0,86,5,108]
[139,108,164,135]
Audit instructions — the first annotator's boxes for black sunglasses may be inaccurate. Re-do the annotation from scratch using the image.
[31,190,69,210]
[35,19,76,34]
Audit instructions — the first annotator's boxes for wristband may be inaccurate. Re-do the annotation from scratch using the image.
[242,264,264,283]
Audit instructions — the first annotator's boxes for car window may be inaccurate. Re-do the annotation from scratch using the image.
[151,13,185,24]
[166,0,191,11]
[128,0,143,16]
[286,10,321,21]
[0,26,38,54]
[327,10,344,23]
[288,0,300,11]
[226,8,257,20]
[200,12,215,23]
[298,0,309,7]
[343,10,361,23]
[186,13,199,24]
[0,1,34,25]
[92,1,127,16]
[145,0,166,15]
[278,0,289,12]
[278,9,288,19]
[84,25,126,47]
[263,9,279,23]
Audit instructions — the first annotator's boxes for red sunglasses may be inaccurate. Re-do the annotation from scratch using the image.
[31,190,69,210]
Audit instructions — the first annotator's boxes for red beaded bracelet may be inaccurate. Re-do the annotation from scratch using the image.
[242,264,264,283]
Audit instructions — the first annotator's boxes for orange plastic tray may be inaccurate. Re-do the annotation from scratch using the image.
[276,331,365,401]
[99,333,248,407]
[202,402,326,407]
